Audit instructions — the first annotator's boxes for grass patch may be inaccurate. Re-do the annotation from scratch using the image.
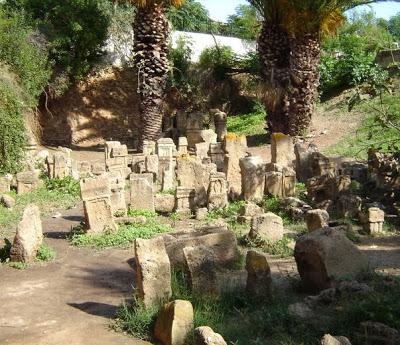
[325,89,400,159]
[240,235,294,258]
[227,103,266,137]
[127,209,157,218]
[70,219,171,248]
[207,201,246,221]
[0,177,80,235]
[36,243,56,261]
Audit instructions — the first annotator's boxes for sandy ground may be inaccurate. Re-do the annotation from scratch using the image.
[0,206,150,345]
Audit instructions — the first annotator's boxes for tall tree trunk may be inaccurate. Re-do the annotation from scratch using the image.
[133,4,170,150]
[258,22,291,134]
[287,32,320,136]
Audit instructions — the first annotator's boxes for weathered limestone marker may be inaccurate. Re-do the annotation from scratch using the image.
[162,169,174,192]
[223,134,248,199]
[176,157,216,207]
[175,187,195,214]
[213,110,227,142]
[46,148,72,178]
[237,202,263,223]
[154,300,194,345]
[10,204,43,262]
[207,172,228,210]
[294,143,319,182]
[294,227,369,292]
[145,154,159,181]
[195,142,209,160]
[107,172,127,215]
[265,166,296,198]
[178,137,188,155]
[186,112,204,148]
[134,236,172,307]
[157,138,176,158]
[0,175,11,193]
[105,141,129,176]
[142,140,156,156]
[80,176,117,234]
[271,133,295,166]
[366,207,385,234]
[305,209,329,232]
[240,156,266,203]
[209,143,225,172]
[246,250,272,298]
[16,171,40,194]
[249,213,284,242]
[129,175,155,212]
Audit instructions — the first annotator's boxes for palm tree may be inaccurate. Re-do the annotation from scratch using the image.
[250,0,389,136]
[130,0,184,150]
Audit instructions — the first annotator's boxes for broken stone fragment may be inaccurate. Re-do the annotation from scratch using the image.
[154,300,194,345]
[245,250,272,298]
[320,334,352,345]
[194,326,227,345]
[0,194,16,209]
[294,227,369,292]
[10,204,43,263]
[248,213,284,243]
[305,209,329,232]
[134,236,172,307]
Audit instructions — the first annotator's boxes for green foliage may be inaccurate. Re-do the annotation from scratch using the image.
[114,299,159,341]
[6,0,109,85]
[8,261,27,269]
[320,12,391,98]
[227,102,266,136]
[207,200,246,220]
[70,219,171,248]
[169,36,193,87]
[44,176,80,198]
[0,183,79,233]
[36,243,55,261]
[0,10,51,104]
[127,208,157,218]
[167,0,213,33]
[199,45,236,79]
[226,4,260,40]
[326,87,400,158]
[0,74,26,174]
[387,12,400,40]
[262,196,292,225]
[240,235,294,258]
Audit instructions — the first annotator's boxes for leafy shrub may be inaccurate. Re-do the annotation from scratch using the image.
[44,176,80,198]
[0,9,51,104]
[0,71,26,174]
[199,45,236,79]
[36,243,55,261]
[169,36,193,87]
[227,102,266,136]
[6,0,109,85]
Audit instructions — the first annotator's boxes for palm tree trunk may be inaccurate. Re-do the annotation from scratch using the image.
[287,32,320,136]
[133,3,170,150]
[258,22,291,134]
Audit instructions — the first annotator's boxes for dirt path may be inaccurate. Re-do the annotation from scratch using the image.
[0,205,150,345]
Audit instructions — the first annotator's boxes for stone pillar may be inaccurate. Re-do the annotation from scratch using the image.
[271,133,295,166]
[208,172,228,210]
[223,134,248,199]
[209,143,225,172]
[145,154,159,182]
[178,137,188,155]
[143,140,156,156]
[46,152,70,179]
[245,250,272,298]
[265,166,296,198]
[80,176,117,234]
[107,172,127,215]
[240,156,266,203]
[157,138,176,158]
[16,171,40,194]
[213,110,227,142]
[0,175,11,193]
[162,169,174,192]
[134,236,172,307]
[175,187,195,215]
[366,207,385,234]
[105,141,129,177]
[294,143,319,182]
[129,174,155,212]
[195,142,209,160]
